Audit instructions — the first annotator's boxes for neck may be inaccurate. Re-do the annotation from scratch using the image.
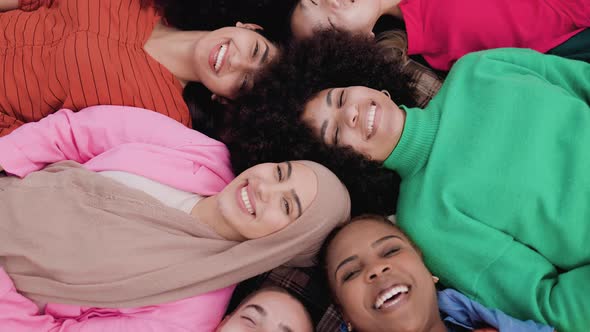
[381,0,404,19]
[144,21,205,86]
[190,196,246,241]
[430,316,448,332]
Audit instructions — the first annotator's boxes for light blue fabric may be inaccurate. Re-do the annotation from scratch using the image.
[438,289,554,332]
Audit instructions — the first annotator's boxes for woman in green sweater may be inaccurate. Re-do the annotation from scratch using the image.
[227,32,590,331]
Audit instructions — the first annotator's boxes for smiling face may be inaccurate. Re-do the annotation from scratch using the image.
[216,162,318,240]
[290,0,382,39]
[217,289,313,332]
[325,218,441,332]
[302,86,405,162]
[193,25,279,100]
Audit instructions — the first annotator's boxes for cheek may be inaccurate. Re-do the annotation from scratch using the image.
[257,211,290,234]
[339,282,370,321]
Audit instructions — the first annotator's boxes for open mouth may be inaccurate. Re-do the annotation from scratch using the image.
[210,42,229,73]
[373,284,410,310]
[238,183,256,216]
[366,101,379,139]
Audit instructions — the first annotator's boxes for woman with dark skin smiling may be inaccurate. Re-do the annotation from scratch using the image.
[226,32,590,331]
[320,215,554,332]
[0,0,279,136]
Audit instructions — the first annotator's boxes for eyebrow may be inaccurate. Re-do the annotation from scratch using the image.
[371,235,402,248]
[334,255,358,279]
[326,88,333,107]
[286,161,292,179]
[244,304,266,316]
[260,41,270,65]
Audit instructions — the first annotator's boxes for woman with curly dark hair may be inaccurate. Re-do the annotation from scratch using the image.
[225,30,590,331]
[0,0,279,137]
[222,31,417,216]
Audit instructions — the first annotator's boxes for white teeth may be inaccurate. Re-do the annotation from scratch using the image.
[241,186,254,215]
[367,104,376,136]
[214,44,228,71]
[374,285,409,309]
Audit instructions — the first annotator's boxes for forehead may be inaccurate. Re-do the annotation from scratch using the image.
[290,162,318,215]
[241,291,310,329]
[302,89,331,126]
[328,220,403,263]
[291,1,326,38]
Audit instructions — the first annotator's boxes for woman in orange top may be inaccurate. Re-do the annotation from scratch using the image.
[0,0,279,136]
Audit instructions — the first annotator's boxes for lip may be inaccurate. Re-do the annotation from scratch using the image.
[236,181,254,216]
[372,282,411,313]
[209,42,228,74]
[377,287,410,313]
[365,102,381,140]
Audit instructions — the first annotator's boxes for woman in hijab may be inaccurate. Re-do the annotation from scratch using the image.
[0,105,350,331]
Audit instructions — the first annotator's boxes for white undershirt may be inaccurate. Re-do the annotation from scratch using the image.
[99,171,203,214]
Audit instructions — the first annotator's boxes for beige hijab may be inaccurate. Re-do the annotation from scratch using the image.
[0,160,350,308]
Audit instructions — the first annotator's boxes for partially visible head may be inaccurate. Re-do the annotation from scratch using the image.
[217,287,314,332]
[302,85,406,162]
[193,22,280,101]
[319,215,441,332]
[290,0,384,40]
[216,161,319,240]
[224,30,414,215]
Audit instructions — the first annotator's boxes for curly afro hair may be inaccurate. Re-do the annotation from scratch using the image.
[222,30,417,216]
[151,0,296,44]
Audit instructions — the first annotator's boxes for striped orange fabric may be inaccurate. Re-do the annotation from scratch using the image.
[0,0,190,137]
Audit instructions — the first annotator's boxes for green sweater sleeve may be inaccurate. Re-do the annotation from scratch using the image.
[416,213,590,332]
[475,48,590,104]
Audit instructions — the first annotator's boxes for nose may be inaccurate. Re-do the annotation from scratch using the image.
[249,177,271,204]
[366,262,391,282]
[325,0,341,9]
[339,103,358,128]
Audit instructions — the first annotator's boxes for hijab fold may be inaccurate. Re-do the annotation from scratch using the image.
[0,160,350,308]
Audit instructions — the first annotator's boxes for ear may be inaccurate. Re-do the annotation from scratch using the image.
[235,21,265,31]
[368,31,375,39]
[211,94,232,105]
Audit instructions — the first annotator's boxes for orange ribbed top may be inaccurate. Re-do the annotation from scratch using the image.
[0,0,190,136]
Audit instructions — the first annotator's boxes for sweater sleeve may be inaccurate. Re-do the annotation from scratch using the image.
[464,48,590,104]
[0,106,221,178]
[424,215,590,332]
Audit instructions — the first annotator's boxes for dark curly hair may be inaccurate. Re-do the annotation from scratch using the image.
[151,0,296,44]
[222,30,417,216]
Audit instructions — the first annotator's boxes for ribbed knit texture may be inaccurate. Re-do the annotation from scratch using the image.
[0,0,190,136]
[384,48,590,332]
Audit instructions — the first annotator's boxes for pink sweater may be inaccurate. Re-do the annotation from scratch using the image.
[0,106,237,331]
[400,0,590,70]
[0,268,235,332]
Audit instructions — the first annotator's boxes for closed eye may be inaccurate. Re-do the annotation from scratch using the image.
[241,315,256,327]
[384,248,400,257]
[282,197,291,215]
[276,165,283,181]
[310,0,318,5]
[253,41,259,58]
[338,89,345,107]
[342,270,359,282]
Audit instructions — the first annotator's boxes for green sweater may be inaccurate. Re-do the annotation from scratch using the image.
[383,48,590,332]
